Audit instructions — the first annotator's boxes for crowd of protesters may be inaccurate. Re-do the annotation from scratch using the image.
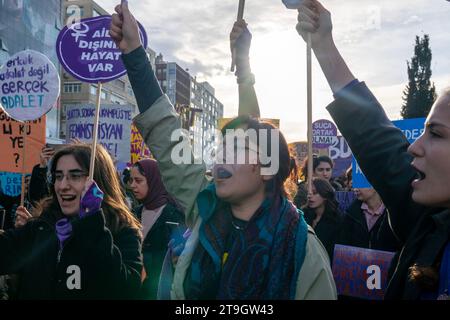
[1,0,449,300]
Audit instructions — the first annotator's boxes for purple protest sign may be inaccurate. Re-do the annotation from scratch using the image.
[312,119,338,149]
[56,16,148,83]
[0,50,60,121]
[332,245,396,300]
[335,191,356,213]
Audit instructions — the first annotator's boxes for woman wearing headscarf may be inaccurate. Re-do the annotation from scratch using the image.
[130,158,185,299]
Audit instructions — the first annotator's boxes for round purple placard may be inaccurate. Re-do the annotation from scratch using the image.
[56,15,148,83]
[312,119,338,149]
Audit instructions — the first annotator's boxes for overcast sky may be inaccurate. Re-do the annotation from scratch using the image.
[96,0,450,142]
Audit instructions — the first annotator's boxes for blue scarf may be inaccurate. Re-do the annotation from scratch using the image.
[184,184,308,299]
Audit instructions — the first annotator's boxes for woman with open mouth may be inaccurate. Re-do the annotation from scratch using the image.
[110,2,337,299]
[0,143,143,299]
[296,0,450,299]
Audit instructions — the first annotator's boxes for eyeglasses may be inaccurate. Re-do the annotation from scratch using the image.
[53,171,88,183]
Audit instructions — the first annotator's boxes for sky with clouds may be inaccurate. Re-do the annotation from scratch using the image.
[96,0,450,142]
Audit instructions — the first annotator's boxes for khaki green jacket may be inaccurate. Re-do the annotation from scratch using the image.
[134,94,337,300]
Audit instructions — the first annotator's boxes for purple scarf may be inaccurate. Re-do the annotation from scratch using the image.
[55,218,72,249]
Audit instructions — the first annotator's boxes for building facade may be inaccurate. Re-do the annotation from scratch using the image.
[0,0,63,142]
[155,54,224,164]
[190,78,224,163]
[155,54,190,107]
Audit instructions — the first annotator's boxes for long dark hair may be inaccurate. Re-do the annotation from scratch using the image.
[310,177,340,219]
[221,115,295,200]
[36,143,141,235]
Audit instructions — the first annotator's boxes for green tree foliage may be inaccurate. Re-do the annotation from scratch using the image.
[401,35,436,119]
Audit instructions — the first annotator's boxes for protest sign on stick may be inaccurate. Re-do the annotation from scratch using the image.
[0,50,60,121]
[0,111,46,174]
[57,14,148,179]
[231,0,246,72]
[281,1,313,191]
[89,83,102,180]
[306,32,313,192]
[65,104,132,164]
[19,122,30,206]
[0,50,59,206]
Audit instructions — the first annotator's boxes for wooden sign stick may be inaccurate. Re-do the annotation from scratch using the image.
[306,33,313,193]
[89,82,102,181]
[20,121,30,207]
[231,0,246,72]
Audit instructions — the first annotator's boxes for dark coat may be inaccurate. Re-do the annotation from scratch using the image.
[327,81,450,299]
[0,165,43,231]
[28,164,50,205]
[339,199,402,252]
[0,193,19,231]
[303,207,343,261]
[0,210,143,299]
[133,202,184,299]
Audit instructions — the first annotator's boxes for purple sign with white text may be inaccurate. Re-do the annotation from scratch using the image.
[56,16,148,83]
[312,119,338,149]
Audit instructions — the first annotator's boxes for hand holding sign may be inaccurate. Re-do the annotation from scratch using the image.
[295,0,333,49]
[230,0,246,72]
[230,20,252,77]
[14,206,32,228]
[111,1,142,54]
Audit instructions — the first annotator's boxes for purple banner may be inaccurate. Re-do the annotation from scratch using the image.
[56,16,148,83]
[336,191,356,213]
[332,245,395,300]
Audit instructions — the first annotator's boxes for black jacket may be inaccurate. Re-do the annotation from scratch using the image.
[339,199,401,252]
[303,207,343,261]
[133,202,184,299]
[327,82,450,299]
[0,193,20,230]
[0,210,143,299]
[28,164,50,205]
